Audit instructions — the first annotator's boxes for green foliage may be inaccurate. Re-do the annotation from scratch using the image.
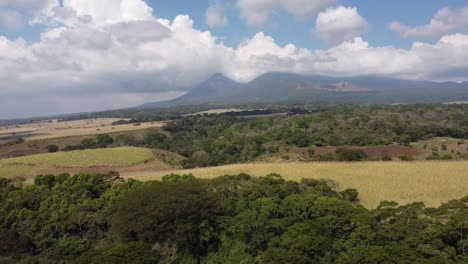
[0,173,466,263]
[110,181,222,258]
[96,134,114,148]
[46,144,59,153]
[335,148,368,161]
[80,138,98,149]
[137,105,468,167]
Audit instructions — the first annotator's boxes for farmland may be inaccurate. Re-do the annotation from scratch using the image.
[0,118,164,143]
[124,161,468,208]
[0,147,178,181]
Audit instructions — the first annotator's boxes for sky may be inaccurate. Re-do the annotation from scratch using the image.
[1,0,468,119]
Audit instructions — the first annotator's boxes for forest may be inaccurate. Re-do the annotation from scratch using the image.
[87,104,468,167]
[0,172,466,263]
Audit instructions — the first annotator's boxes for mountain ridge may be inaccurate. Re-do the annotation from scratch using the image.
[140,72,468,108]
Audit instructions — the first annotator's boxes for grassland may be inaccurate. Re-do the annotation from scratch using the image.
[412,137,468,158]
[0,147,157,181]
[123,161,468,208]
[0,118,165,143]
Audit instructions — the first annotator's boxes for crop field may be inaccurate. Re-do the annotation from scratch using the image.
[0,147,159,181]
[123,161,468,208]
[0,118,165,143]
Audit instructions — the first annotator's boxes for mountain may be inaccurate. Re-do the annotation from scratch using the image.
[140,72,468,108]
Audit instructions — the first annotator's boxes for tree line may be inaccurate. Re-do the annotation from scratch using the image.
[0,173,466,263]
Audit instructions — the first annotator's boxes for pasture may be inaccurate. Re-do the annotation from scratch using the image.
[0,118,165,143]
[123,161,468,208]
[0,147,162,181]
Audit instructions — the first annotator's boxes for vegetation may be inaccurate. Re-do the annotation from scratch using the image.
[137,104,467,167]
[47,144,59,153]
[0,173,466,263]
[0,147,155,179]
[127,161,468,208]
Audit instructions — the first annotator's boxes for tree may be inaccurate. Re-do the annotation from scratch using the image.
[47,144,59,153]
[110,182,222,258]
[144,132,168,148]
[80,138,98,149]
[96,134,114,148]
[192,150,210,167]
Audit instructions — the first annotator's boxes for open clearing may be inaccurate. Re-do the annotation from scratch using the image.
[0,118,165,143]
[0,147,180,181]
[123,161,468,209]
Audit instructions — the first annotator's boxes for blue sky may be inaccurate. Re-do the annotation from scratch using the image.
[3,0,467,48]
[1,0,468,118]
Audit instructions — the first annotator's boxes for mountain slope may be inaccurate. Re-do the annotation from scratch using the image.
[141,72,468,108]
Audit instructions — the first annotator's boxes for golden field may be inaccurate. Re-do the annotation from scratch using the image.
[0,118,164,142]
[123,161,468,208]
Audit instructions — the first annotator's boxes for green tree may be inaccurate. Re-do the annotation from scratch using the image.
[96,134,114,148]
[110,182,222,258]
[47,144,59,153]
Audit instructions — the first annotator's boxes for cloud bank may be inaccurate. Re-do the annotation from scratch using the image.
[1,1,468,118]
[390,7,468,38]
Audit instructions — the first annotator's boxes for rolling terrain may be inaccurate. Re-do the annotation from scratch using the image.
[142,73,468,108]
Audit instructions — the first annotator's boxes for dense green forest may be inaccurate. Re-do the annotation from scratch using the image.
[0,173,466,263]
[93,104,467,167]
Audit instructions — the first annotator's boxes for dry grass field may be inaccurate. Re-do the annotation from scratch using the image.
[0,118,165,142]
[123,161,468,208]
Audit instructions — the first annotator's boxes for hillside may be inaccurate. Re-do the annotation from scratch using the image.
[141,73,468,108]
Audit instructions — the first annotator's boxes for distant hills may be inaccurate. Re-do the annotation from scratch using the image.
[141,72,468,108]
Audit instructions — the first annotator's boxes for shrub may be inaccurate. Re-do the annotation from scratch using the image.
[96,134,114,148]
[308,148,316,158]
[399,155,415,161]
[47,144,59,153]
[80,139,98,149]
[335,148,368,162]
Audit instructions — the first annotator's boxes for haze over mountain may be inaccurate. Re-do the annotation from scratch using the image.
[141,73,468,108]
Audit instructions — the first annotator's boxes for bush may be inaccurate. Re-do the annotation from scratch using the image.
[308,148,316,158]
[47,145,59,153]
[381,155,392,161]
[399,155,415,161]
[335,148,368,162]
[96,134,114,148]
[80,139,98,149]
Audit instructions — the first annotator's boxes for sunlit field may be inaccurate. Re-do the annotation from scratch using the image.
[0,118,165,142]
[123,161,468,208]
[0,147,155,180]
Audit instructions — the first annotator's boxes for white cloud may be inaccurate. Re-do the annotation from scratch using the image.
[0,0,56,29]
[206,2,228,28]
[2,1,468,118]
[315,6,368,44]
[236,0,335,26]
[35,0,154,27]
[390,7,468,38]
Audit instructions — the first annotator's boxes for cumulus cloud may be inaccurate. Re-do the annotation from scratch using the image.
[0,0,56,29]
[2,1,468,118]
[236,0,335,26]
[390,7,468,38]
[315,6,368,44]
[205,2,228,28]
[35,0,154,27]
